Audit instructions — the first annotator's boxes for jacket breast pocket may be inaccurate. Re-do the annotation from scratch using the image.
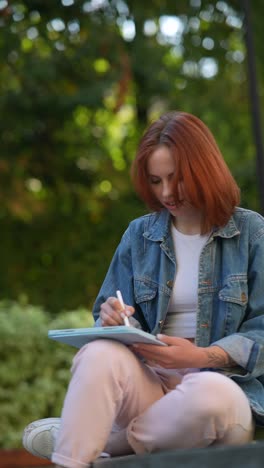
[134,278,158,326]
[218,276,248,333]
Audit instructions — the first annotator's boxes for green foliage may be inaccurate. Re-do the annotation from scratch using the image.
[0,301,94,448]
[0,1,263,311]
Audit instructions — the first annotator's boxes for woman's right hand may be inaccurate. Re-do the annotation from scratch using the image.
[99,296,135,327]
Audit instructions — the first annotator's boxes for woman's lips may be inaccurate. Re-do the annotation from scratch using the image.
[163,200,184,210]
[164,202,176,209]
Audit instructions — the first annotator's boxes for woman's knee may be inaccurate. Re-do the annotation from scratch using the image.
[181,371,251,419]
[71,339,134,373]
[182,371,238,397]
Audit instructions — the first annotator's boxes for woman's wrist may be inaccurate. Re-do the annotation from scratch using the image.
[199,345,236,368]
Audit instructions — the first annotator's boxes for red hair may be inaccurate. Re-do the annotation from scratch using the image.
[131,111,240,233]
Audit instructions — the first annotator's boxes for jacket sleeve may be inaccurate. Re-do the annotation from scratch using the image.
[92,226,147,330]
[212,229,264,379]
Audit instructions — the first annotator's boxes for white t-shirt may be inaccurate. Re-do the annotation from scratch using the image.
[162,224,209,338]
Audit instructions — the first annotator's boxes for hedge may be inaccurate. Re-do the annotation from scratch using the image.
[0,301,94,448]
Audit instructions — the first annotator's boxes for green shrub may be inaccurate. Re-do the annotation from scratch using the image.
[0,301,94,448]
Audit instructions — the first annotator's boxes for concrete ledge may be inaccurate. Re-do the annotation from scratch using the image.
[94,441,264,468]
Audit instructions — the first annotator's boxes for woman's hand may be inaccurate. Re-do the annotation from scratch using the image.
[131,334,236,369]
[99,297,135,327]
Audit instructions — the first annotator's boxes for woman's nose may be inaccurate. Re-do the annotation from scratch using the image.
[162,181,173,197]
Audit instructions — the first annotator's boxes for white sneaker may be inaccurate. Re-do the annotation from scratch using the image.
[22,417,110,460]
[22,418,60,459]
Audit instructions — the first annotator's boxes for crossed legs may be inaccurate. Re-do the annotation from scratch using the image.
[52,340,254,468]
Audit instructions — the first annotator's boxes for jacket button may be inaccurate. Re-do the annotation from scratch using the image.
[167,280,173,288]
[241,292,247,302]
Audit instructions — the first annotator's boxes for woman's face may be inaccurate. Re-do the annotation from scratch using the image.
[147,145,202,230]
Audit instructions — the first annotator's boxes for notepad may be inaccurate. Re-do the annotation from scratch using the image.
[48,326,167,348]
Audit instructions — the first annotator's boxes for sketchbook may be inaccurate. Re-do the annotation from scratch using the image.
[48,326,167,348]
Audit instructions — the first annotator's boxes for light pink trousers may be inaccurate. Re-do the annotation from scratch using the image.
[52,340,254,468]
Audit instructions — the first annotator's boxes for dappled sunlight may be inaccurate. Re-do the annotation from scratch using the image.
[0,1,263,452]
[0,0,260,332]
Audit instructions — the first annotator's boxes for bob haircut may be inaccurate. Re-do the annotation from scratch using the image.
[131,111,240,234]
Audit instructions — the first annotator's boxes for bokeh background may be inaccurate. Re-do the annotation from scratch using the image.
[0,0,263,448]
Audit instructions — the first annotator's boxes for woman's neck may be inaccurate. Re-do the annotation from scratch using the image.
[172,216,202,235]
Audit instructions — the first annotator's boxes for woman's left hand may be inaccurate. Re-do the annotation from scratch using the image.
[130,334,232,369]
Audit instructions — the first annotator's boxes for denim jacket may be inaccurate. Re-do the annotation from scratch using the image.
[93,207,264,424]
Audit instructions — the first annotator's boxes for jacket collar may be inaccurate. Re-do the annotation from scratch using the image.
[143,209,240,242]
[143,210,173,242]
[212,214,240,238]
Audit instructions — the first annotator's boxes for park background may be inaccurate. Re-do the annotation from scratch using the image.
[0,0,264,450]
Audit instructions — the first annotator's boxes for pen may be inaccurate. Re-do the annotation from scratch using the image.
[116,290,130,327]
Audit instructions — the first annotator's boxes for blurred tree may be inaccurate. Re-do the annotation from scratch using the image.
[0,0,262,311]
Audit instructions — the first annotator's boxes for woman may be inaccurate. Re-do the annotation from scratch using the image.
[23,111,264,468]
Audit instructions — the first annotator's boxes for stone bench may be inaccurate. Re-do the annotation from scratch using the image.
[94,440,264,468]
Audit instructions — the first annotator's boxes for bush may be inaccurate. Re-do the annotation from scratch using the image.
[0,301,94,448]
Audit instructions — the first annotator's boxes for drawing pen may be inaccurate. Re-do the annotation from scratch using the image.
[116,290,130,327]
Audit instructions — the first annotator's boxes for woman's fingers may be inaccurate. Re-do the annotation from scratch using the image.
[99,297,135,327]
[100,297,124,326]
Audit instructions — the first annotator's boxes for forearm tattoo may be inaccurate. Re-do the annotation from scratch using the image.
[206,349,236,368]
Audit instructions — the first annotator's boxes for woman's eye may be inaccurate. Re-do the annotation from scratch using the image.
[150,179,160,185]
